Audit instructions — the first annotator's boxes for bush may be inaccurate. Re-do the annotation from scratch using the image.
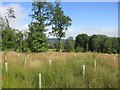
[75,46,84,52]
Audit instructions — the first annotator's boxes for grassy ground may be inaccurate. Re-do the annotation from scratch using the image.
[0,51,118,88]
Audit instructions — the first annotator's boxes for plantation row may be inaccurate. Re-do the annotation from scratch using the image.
[1,52,118,88]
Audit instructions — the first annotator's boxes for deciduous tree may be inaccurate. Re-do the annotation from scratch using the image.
[51,2,72,52]
[28,2,53,52]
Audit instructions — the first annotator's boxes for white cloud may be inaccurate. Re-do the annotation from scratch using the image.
[0,3,30,30]
[66,27,118,38]
[45,27,118,39]
[80,28,118,37]
[99,28,118,37]
[66,28,78,39]
[21,24,29,33]
[21,24,29,30]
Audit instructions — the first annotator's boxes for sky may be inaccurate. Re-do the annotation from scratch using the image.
[0,2,118,38]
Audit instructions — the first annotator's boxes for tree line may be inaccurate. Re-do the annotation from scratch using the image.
[0,1,119,54]
[63,34,120,54]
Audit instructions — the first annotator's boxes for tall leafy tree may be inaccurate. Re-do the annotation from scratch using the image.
[75,34,89,52]
[51,2,72,52]
[2,7,16,51]
[28,1,53,52]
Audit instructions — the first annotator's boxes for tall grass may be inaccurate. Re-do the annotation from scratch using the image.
[1,52,118,88]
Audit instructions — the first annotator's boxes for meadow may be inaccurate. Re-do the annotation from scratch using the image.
[0,51,118,88]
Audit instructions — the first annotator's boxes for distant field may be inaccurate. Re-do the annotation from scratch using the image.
[0,52,118,88]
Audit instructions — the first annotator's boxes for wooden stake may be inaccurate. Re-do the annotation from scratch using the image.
[94,59,96,72]
[5,62,8,73]
[114,56,116,62]
[49,59,51,66]
[83,65,85,78]
[24,56,27,67]
[39,73,41,88]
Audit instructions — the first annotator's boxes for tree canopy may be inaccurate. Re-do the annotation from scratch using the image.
[50,2,72,51]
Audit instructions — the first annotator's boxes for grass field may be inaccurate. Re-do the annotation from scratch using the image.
[0,51,118,88]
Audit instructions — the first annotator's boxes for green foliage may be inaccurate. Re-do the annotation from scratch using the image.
[118,38,120,53]
[47,43,55,49]
[21,40,30,52]
[88,35,98,52]
[64,37,75,52]
[50,2,72,52]
[15,31,23,52]
[2,28,16,51]
[27,2,53,52]
[27,31,48,52]
[75,34,89,52]
[110,37,118,54]
[54,42,64,52]
[102,37,112,54]
[75,34,119,54]
[75,46,84,52]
